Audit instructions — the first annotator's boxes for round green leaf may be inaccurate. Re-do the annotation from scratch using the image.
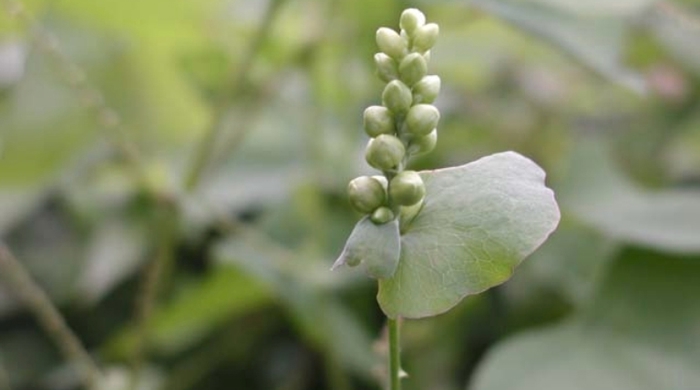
[560,140,700,253]
[471,0,647,92]
[470,250,700,390]
[378,152,560,318]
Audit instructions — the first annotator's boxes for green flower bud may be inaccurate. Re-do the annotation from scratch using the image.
[365,134,405,171]
[376,27,407,60]
[422,50,431,63]
[409,129,437,155]
[347,176,386,214]
[371,206,395,224]
[405,104,440,137]
[382,80,413,114]
[371,175,389,191]
[390,170,426,206]
[398,53,428,87]
[363,106,395,137]
[399,200,424,230]
[412,23,439,53]
[400,9,426,36]
[412,75,441,104]
[374,53,398,83]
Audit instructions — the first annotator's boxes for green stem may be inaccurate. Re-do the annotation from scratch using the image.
[130,205,177,389]
[388,317,401,390]
[0,356,12,390]
[0,244,102,390]
[1,0,146,179]
[183,0,285,191]
[324,352,352,390]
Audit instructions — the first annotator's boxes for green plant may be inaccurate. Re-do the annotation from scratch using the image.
[332,8,561,390]
[3,0,700,388]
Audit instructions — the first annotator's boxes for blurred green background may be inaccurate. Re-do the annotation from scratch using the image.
[1,0,700,389]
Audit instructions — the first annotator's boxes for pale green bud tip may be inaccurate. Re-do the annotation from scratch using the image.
[398,52,428,87]
[365,134,406,171]
[390,170,426,206]
[399,201,424,228]
[374,53,398,83]
[348,176,386,214]
[406,104,440,137]
[413,23,439,53]
[400,8,426,35]
[371,175,389,190]
[409,129,438,155]
[371,207,395,224]
[376,27,407,60]
[382,80,413,114]
[364,106,395,137]
[413,75,441,104]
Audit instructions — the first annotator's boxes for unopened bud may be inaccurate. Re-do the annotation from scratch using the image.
[409,129,437,155]
[412,75,441,104]
[400,9,426,36]
[412,23,439,53]
[399,200,424,228]
[405,104,440,137]
[371,206,395,224]
[365,134,406,171]
[364,106,395,137]
[398,53,428,86]
[382,80,413,114]
[390,170,425,206]
[348,176,387,214]
[374,53,398,83]
[376,27,407,60]
[371,175,389,191]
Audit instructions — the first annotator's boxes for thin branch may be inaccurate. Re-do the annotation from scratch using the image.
[183,0,287,191]
[159,316,274,390]
[129,205,177,388]
[0,357,11,390]
[1,0,147,183]
[0,243,102,389]
[324,352,352,390]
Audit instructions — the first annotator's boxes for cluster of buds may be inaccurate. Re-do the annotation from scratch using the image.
[348,8,441,225]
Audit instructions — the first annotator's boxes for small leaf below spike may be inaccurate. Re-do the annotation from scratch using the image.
[333,217,401,279]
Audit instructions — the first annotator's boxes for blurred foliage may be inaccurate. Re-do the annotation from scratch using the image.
[0,0,699,389]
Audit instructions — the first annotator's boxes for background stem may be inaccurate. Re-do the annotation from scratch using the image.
[130,205,177,388]
[0,244,102,390]
[388,317,401,390]
[0,358,11,390]
[1,0,145,180]
[183,0,286,191]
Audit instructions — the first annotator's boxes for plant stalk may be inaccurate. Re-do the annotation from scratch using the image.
[130,205,177,389]
[388,317,401,390]
[0,243,102,390]
[1,0,146,181]
[0,357,11,390]
[183,0,286,191]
